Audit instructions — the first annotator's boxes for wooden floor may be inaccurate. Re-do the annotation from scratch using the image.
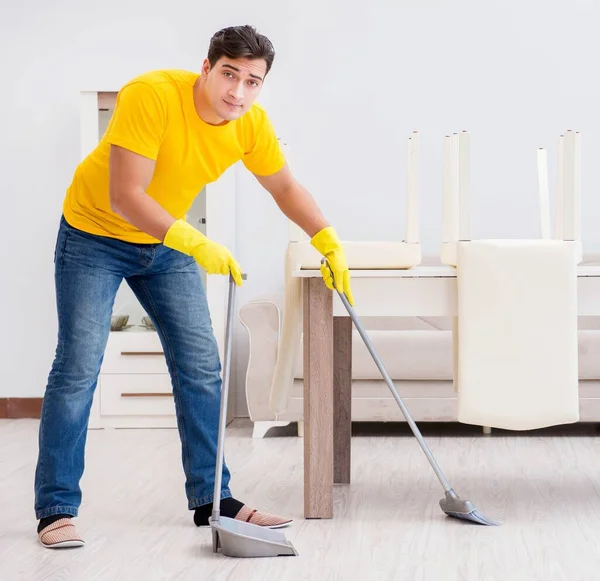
[3,419,600,580]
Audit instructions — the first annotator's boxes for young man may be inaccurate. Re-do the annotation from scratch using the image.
[35,24,354,549]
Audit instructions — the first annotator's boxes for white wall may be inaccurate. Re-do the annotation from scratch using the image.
[2,0,599,415]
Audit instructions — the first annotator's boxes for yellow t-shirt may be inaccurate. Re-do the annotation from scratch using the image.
[63,69,286,243]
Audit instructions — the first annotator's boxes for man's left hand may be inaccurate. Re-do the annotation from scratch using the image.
[310,226,354,306]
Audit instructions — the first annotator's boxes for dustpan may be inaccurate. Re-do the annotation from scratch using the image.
[209,273,298,558]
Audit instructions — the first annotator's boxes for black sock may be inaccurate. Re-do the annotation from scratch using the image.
[193,497,244,526]
[37,514,72,533]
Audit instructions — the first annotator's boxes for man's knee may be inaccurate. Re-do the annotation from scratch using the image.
[48,331,107,393]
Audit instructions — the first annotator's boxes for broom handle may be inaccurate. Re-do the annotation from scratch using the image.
[322,259,453,493]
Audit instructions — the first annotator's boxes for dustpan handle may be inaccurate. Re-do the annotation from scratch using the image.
[212,272,244,521]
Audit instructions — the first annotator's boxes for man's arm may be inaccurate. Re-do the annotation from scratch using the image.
[109,143,243,284]
[109,145,176,241]
[255,162,354,304]
[254,163,329,238]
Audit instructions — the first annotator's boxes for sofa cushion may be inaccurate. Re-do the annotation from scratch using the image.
[294,330,455,381]
[292,328,600,381]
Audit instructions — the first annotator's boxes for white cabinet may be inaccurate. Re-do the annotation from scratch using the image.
[89,330,176,428]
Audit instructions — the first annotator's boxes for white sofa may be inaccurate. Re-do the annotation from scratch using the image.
[239,286,600,439]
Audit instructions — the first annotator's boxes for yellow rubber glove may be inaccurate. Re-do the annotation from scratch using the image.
[310,226,354,306]
[163,219,243,286]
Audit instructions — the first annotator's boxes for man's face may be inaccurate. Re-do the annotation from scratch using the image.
[201,56,267,121]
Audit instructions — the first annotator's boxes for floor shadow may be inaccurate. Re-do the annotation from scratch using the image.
[235,418,600,439]
[350,421,600,438]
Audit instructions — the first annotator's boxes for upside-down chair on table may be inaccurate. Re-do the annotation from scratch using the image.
[442,130,582,431]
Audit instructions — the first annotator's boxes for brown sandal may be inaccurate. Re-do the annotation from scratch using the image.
[38,518,85,549]
[234,505,292,529]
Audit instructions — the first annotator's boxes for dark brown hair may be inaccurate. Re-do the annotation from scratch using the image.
[207,25,275,75]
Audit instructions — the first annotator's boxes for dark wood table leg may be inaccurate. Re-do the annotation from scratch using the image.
[334,316,352,484]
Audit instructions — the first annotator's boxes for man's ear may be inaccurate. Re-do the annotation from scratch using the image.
[201,58,211,75]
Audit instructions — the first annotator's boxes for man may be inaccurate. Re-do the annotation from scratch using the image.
[35,24,354,549]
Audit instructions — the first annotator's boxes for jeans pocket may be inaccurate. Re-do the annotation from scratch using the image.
[61,220,135,277]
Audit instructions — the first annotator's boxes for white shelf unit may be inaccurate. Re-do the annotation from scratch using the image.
[80,90,237,428]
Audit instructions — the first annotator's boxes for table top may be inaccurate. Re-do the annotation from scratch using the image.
[292,264,600,278]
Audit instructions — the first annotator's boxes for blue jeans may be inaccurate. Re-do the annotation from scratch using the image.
[34,216,232,519]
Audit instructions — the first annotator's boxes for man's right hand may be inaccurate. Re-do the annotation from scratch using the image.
[163,219,243,286]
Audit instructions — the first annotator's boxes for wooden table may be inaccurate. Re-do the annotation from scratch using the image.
[292,264,600,519]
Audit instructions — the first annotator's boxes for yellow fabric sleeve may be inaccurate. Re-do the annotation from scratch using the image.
[242,109,286,176]
[105,81,167,160]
